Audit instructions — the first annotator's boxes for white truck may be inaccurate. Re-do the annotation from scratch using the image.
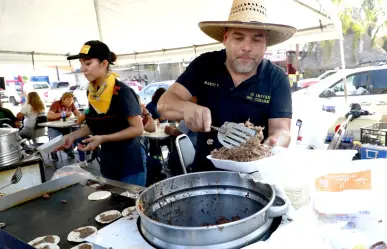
[6,82,69,106]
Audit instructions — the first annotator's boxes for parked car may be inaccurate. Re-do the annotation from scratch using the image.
[293,65,387,115]
[296,70,338,90]
[124,81,144,94]
[71,85,88,109]
[138,80,175,105]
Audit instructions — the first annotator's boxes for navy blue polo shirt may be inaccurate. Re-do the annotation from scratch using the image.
[176,49,292,171]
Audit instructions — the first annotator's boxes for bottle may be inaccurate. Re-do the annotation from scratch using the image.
[61,109,66,122]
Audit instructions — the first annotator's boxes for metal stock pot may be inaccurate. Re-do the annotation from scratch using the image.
[136,171,288,249]
[0,128,23,167]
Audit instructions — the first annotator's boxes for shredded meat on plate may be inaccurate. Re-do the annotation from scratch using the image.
[211,121,272,162]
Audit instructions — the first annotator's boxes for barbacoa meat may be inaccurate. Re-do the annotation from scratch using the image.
[211,121,272,162]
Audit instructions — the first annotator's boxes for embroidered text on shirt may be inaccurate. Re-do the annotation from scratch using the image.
[204,81,219,88]
[246,93,271,104]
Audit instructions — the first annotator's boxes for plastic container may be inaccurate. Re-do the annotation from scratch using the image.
[360,144,387,159]
[37,135,65,154]
[361,122,387,146]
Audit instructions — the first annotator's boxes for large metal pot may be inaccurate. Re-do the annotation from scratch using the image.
[0,128,23,167]
[136,171,288,249]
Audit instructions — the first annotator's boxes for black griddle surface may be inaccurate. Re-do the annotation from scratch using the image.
[0,183,135,249]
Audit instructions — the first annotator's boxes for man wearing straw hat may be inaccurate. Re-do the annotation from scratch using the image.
[158,0,297,172]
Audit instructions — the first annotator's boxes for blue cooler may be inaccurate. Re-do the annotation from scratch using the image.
[360,144,387,159]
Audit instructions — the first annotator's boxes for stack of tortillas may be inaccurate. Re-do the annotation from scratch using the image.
[283,180,310,210]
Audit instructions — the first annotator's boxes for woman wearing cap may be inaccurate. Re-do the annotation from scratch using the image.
[61,40,146,186]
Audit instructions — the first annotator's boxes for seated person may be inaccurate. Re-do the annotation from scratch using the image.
[138,95,164,186]
[146,88,167,123]
[0,100,19,128]
[47,92,81,160]
[17,92,46,139]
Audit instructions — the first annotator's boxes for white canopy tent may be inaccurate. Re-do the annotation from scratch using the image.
[0,0,343,66]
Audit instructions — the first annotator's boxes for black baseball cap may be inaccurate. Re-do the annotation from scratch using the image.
[67,40,114,64]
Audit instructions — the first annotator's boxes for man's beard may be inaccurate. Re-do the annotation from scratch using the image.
[232,58,258,73]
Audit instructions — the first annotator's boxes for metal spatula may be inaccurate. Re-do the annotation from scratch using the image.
[0,167,23,191]
[212,122,256,148]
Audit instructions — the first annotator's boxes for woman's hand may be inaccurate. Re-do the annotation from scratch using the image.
[140,104,147,115]
[78,136,103,151]
[54,134,75,151]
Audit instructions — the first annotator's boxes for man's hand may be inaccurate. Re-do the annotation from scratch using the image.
[66,111,72,117]
[264,130,291,147]
[183,102,212,132]
[78,136,103,151]
[164,125,175,135]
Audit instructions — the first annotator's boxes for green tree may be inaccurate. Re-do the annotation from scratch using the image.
[306,0,387,64]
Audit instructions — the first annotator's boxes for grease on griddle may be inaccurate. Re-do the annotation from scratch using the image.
[74,228,95,239]
[32,235,55,246]
[86,180,109,191]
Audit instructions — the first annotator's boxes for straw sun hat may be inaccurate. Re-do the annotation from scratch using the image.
[199,0,297,46]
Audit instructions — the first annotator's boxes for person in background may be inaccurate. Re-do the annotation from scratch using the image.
[47,92,82,160]
[138,95,160,185]
[138,95,156,133]
[17,92,46,139]
[144,75,148,85]
[0,100,19,128]
[146,88,167,123]
[60,40,146,186]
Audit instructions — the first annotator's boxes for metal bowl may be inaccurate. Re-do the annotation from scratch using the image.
[136,171,287,248]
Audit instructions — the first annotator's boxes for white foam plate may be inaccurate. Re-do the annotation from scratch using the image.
[88,191,111,201]
[122,206,136,217]
[37,135,65,154]
[28,235,60,246]
[207,147,286,173]
[67,226,97,243]
[95,210,121,224]
[70,243,93,249]
[35,243,60,249]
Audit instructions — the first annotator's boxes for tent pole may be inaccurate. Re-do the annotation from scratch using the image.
[339,38,348,104]
[93,0,103,41]
[31,52,35,71]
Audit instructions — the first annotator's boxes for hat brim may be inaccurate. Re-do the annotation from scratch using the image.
[67,53,90,60]
[199,21,297,47]
[67,54,115,65]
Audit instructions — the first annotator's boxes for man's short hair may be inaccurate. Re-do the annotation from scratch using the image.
[61,92,74,100]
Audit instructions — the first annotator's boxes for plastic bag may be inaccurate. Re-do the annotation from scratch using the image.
[312,159,387,225]
[51,162,96,181]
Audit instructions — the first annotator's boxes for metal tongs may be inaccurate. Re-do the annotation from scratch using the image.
[212,122,256,148]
